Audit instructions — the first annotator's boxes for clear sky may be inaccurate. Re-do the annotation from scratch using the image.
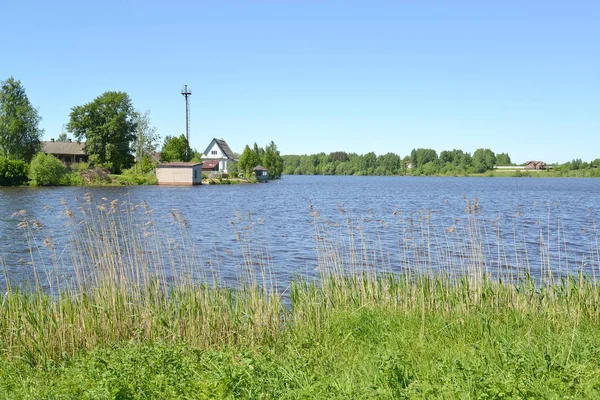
[1,0,598,164]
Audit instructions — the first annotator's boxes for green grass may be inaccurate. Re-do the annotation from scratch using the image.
[2,197,600,398]
[2,299,600,399]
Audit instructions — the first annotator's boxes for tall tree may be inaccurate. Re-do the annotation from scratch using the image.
[238,145,261,176]
[57,133,68,142]
[262,141,284,179]
[495,152,512,166]
[0,77,43,162]
[133,110,160,173]
[472,148,496,173]
[160,134,191,162]
[67,91,136,173]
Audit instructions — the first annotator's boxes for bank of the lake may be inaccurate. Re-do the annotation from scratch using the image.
[2,261,600,398]
[2,179,600,398]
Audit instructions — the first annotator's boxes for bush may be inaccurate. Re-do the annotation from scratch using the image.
[59,171,85,186]
[113,171,157,185]
[0,157,29,186]
[28,153,67,186]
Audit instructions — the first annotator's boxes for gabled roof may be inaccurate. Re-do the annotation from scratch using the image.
[253,165,268,171]
[42,141,85,155]
[203,138,237,161]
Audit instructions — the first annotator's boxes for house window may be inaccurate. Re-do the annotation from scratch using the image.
[211,150,217,155]
[194,170,197,179]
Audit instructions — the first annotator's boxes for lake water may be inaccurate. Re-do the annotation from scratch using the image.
[1,176,599,290]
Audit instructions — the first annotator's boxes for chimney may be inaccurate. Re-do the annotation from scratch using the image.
[51,138,55,142]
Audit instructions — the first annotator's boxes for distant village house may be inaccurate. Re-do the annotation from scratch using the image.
[202,138,237,175]
[524,161,547,170]
[42,139,88,165]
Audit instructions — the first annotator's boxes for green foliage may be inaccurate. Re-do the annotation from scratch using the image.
[472,148,496,173]
[67,91,137,173]
[190,149,204,163]
[112,170,157,185]
[0,77,43,162]
[238,144,261,176]
[160,134,191,162]
[495,152,512,166]
[0,156,29,185]
[60,171,85,186]
[329,151,349,162]
[57,132,68,142]
[262,141,283,179]
[28,152,67,186]
[410,148,438,169]
[227,161,239,177]
[132,110,160,173]
[2,286,600,398]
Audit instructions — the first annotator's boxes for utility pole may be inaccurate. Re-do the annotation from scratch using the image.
[181,85,192,161]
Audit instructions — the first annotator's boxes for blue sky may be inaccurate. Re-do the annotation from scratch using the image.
[1,1,598,163]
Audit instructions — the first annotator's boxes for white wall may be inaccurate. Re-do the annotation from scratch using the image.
[204,143,224,159]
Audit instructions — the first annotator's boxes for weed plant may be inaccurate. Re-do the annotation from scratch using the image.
[1,196,600,397]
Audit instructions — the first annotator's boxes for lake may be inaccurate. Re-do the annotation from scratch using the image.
[1,175,599,290]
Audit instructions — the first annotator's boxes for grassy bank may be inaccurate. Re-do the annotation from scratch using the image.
[2,198,600,398]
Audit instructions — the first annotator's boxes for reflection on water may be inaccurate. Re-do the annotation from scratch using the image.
[1,176,599,290]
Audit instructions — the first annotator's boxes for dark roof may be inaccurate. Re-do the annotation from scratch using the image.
[203,138,237,161]
[253,165,268,171]
[42,141,85,155]
[157,162,203,168]
[202,160,220,169]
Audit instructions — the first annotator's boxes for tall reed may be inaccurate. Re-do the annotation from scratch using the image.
[1,196,599,367]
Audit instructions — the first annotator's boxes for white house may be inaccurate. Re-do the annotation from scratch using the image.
[156,162,203,185]
[202,138,237,174]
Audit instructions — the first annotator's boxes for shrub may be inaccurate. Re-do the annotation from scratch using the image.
[28,153,67,186]
[0,157,29,186]
[113,171,157,185]
[59,171,85,186]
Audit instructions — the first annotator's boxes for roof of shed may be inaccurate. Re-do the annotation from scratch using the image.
[157,162,203,168]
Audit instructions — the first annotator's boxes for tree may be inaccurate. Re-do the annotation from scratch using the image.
[67,91,136,173]
[28,152,67,186]
[57,133,68,142]
[238,145,261,176]
[160,134,191,162]
[0,77,43,162]
[262,141,284,179]
[329,151,349,163]
[132,110,160,173]
[0,157,29,186]
[410,148,438,169]
[496,153,512,166]
[472,148,496,173]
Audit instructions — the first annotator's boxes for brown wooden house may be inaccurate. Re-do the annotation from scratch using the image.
[524,161,547,170]
[42,139,88,165]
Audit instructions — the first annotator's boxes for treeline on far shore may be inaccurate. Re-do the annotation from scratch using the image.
[282,148,600,177]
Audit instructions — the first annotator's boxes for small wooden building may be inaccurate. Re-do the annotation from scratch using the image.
[253,165,269,182]
[156,162,203,185]
[42,139,88,165]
